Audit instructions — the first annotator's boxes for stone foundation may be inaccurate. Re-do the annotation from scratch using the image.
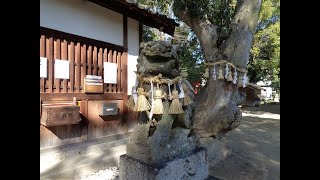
[119,147,208,180]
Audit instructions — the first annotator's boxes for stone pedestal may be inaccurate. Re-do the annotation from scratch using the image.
[119,147,209,180]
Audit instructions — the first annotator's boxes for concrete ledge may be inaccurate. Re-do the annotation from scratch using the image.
[119,147,209,180]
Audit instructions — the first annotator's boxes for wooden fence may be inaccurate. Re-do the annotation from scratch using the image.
[40,27,127,96]
[40,27,138,149]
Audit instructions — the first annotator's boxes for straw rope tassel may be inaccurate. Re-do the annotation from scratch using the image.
[204,67,209,78]
[163,95,170,114]
[153,84,164,114]
[127,90,135,109]
[169,84,184,114]
[184,79,195,94]
[182,83,193,106]
[133,87,151,112]
[218,64,224,80]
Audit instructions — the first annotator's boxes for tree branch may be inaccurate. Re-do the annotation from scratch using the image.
[221,0,262,67]
[173,1,219,62]
[172,3,193,29]
[235,0,243,13]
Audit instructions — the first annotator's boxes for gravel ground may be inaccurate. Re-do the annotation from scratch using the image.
[79,167,119,180]
[79,103,280,180]
[209,103,280,180]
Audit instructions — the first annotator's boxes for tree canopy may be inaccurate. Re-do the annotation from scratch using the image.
[248,0,280,93]
[136,0,266,146]
[139,0,279,92]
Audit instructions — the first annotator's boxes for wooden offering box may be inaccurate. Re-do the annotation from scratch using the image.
[40,103,81,127]
[84,77,104,93]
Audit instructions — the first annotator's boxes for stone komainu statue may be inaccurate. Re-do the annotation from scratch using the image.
[137,41,180,78]
[127,41,198,165]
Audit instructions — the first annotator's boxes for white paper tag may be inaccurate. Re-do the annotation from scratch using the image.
[178,81,185,99]
[148,81,155,119]
[233,69,238,84]
[242,73,248,88]
[55,59,69,79]
[212,65,216,80]
[40,57,47,78]
[104,62,117,84]
[225,64,229,79]
[168,80,172,100]
[132,87,138,103]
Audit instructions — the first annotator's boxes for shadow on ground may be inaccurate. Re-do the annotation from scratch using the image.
[242,102,280,115]
[209,104,280,180]
[40,145,122,180]
[41,104,280,180]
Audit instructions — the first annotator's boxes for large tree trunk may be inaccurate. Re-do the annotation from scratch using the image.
[173,0,262,138]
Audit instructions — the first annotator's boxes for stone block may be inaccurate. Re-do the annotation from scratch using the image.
[120,147,208,180]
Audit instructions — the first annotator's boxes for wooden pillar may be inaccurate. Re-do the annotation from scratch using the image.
[122,15,129,132]
[139,23,143,45]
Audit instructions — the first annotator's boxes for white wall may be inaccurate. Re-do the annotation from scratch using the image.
[257,81,273,98]
[41,0,141,95]
[40,0,123,46]
[127,18,140,95]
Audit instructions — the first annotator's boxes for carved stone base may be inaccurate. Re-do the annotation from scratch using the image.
[119,147,209,180]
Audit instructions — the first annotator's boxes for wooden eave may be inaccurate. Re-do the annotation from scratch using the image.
[88,0,179,36]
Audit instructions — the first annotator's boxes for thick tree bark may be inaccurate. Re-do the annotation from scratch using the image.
[173,0,262,138]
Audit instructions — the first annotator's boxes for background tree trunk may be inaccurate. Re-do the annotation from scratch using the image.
[173,0,262,138]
